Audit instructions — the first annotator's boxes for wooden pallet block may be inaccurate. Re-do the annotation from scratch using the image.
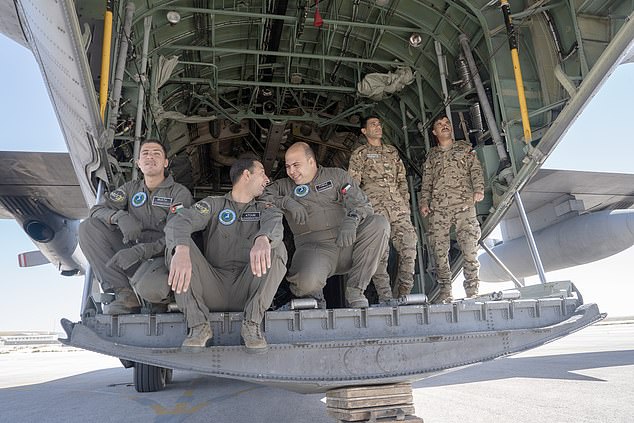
[326,393,413,409]
[327,383,412,399]
[327,404,416,422]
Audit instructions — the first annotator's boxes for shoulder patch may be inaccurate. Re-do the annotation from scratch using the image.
[109,189,126,203]
[194,200,211,215]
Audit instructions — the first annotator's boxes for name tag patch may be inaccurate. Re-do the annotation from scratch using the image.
[152,196,173,208]
[241,211,261,222]
[315,180,333,193]
[366,153,380,159]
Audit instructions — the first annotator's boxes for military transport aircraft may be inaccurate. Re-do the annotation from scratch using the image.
[1,0,633,418]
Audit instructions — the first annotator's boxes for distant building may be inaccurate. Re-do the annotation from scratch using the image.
[0,332,60,346]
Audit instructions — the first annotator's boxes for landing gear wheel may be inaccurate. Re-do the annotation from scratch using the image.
[133,362,171,392]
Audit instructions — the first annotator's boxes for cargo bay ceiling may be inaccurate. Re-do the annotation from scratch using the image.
[76,0,633,193]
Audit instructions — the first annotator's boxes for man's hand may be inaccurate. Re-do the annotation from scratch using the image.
[282,196,308,225]
[168,245,192,294]
[336,215,359,247]
[419,203,431,217]
[473,192,484,203]
[250,235,272,277]
[112,211,142,244]
[106,244,146,270]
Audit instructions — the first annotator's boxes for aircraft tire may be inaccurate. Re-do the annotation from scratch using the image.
[133,362,168,392]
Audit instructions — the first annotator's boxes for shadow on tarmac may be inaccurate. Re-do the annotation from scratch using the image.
[415,349,634,388]
[1,367,331,423]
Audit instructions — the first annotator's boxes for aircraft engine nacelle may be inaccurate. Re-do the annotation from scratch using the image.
[479,209,634,282]
[1,197,86,276]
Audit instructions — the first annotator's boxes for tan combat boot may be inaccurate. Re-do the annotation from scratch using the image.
[103,288,141,315]
[345,287,369,308]
[397,282,412,298]
[433,283,453,304]
[464,282,479,299]
[181,322,213,351]
[241,320,268,354]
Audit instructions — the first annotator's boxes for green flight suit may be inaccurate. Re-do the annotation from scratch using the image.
[164,193,287,328]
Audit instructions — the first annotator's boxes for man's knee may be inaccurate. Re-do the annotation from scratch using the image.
[131,259,172,303]
[288,272,325,297]
[270,244,288,265]
[366,214,389,233]
[79,217,103,243]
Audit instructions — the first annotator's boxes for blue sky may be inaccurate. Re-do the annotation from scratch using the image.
[0,33,632,331]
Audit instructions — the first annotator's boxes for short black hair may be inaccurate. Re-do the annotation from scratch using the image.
[432,114,450,128]
[139,138,168,157]
[360,114,381,129]
[229,158,258,185]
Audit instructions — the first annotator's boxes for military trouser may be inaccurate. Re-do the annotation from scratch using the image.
[79,217,133,292]
[427,206,481,294]
[172,240,288,328]
[130,258,172,304]
[287,214,389,298]
[373,206,418,297]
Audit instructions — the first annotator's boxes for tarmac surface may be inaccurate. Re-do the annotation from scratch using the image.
[0,320,632,423]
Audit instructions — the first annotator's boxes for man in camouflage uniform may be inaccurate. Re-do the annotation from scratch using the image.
[166,159,287,353]
[262,142,389,308]
[419,116,485,303]
[348,115,418,300]
[79,139,193,314]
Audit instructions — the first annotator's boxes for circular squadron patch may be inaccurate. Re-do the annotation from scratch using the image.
[194,200,211,215]
[131,192,147,207]
[109,189,126,203]
[218,208,236,225]
[294,184,309,197]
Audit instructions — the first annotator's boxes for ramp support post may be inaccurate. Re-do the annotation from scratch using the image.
[80,179,105,317]
[514,191,547,283]
[479,241,524,288]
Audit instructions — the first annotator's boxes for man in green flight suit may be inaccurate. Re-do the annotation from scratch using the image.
[262,142,389,308]
[79,139,193,314]
[165,158,287,353]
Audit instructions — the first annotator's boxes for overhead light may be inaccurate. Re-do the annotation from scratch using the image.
[409,33,422,48]
[166,11,181,25]
[375,0,391,6]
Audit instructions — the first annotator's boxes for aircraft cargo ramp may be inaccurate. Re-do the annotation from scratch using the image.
[60,281,604,394]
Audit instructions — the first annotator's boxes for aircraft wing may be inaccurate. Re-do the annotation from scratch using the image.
[499,169,634,241]
[480,169,634,282]
[0,151,88,220]
[519,168,634,213]
[0,152,88,275]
